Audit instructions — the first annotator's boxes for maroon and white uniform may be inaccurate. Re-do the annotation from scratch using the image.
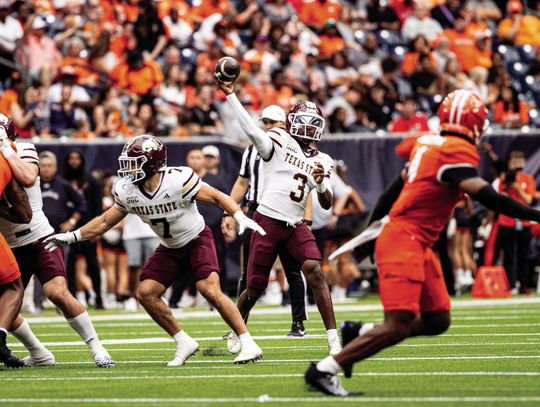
[0,142,63,286]
[226,94,333,291]
[113,166,219,285]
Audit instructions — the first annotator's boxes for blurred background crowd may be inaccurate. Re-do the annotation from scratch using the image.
[0,0,538,141]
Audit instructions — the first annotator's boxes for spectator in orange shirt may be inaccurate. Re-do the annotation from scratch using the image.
[0,73,23,116]
[493,86,530,129]
[318,19,346,60]
[440,13,486,72]
[401,35,437,76]
[157,0,191,22]
[388,96,430,133]
[300,0,341,31]
[116,50,164,102]
[498,0,540,47]
[191,0,231,24]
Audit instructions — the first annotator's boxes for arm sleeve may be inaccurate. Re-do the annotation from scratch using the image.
[17,144,39,165]
[182,168,202,202]
[472,185,540,223]
[368,173,404,223]
[438,166,479,185]
[226,93,273,159]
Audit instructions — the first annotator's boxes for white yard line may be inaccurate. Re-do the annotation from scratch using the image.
[23,297,540,324]
[38,341,540,353]
[8,355,535,366]
[28,322,540,337]
[1,396,540,403]
[3,372,540,382]
[9,333,540,349]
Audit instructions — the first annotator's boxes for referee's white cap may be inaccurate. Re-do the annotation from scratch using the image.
[260,105,286,123]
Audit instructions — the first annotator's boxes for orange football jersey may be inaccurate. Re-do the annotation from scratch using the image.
[0,153,12,194]
[389,134,480,246]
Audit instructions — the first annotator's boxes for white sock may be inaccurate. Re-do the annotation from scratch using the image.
[10,320,44,355]
[239,332,255,348]
[359,323,375,337]
[67,311,102,352]
[327,328,339,342]
[173,330,193,349]
[317,356,341,374]
[76,291,87,307]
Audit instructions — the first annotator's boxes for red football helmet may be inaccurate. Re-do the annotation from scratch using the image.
[118,135,167,184]
[0,113,17,140]
[286,101,326,142]
[437,90,488,143]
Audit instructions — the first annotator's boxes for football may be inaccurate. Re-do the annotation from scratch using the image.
[214,56,241,82]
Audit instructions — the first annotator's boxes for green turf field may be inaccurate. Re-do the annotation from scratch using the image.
[2,296,540,407]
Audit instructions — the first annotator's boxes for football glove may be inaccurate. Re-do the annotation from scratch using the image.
[44,230,82,252]
[233,211,266,236]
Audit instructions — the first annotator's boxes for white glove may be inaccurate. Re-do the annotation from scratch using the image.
[0,127,13,158]
[44,230,82,252]
[233,211,266,236]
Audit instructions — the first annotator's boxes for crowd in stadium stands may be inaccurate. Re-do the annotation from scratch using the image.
[0,0,538,140]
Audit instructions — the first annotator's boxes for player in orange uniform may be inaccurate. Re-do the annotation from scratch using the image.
[0,151,33,368]
[305,90,540,396]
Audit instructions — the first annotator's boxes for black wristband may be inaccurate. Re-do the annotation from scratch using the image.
[303,219,313,226]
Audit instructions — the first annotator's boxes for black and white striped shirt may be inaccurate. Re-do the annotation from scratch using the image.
[239,145,264,204]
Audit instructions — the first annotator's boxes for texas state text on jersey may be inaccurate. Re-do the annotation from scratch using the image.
[257,127,334,225]
[113,166,205,249]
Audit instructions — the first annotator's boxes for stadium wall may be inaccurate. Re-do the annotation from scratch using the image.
[34,131,540,209]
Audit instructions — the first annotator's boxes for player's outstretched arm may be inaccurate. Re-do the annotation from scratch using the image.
[44,206,127,251]
[0,179,32,223]
[460,177,540,222]
[195,182,266,236]
[0,129,38,187]
[215,78,273,160]
[221,176,250,242]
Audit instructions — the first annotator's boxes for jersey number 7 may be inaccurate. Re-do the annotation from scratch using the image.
[151,217,172,238]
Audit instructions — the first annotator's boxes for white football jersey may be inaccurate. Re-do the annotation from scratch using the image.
[113,166,205,249]
[0,142,54,247]
[257,128,334,225]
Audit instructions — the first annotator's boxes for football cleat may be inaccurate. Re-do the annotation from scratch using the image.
[0,349,25,369]
[340,321,362,378]
[287,321,306,338]
[224,331,241,354]
[328,335,342,356]
[23,348,56,366]
[167,338,199,367]
[91,347,116,368]
[305,362,353,397]
[233,343,262,364]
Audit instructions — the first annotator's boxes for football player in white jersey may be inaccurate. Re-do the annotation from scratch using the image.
[216,75,341,355]
[44,135,266,366]
[0,114,115,368]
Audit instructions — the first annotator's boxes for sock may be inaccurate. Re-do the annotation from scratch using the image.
[359,323,375,337]
[317,356,341,374]
[0,328,6,335]
[173,330,193,349]
[0,328,8,350]
[327,328,339,342]
[67,311,101,352]
[239,332,255,348]
[10,320,43,355]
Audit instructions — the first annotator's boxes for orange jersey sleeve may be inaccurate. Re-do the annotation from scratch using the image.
[0,154,13,195]
[395,135,421,160]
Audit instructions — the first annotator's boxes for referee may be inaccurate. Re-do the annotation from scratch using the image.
[222,105,308,337]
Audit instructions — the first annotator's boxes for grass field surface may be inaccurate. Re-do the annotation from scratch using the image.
[2,296,540,407]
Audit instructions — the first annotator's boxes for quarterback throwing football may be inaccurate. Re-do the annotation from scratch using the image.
[45,135,265,366]
[216,70,341,355]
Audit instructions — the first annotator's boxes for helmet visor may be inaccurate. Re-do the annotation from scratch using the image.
[288,112,325,141]
[117,155,147,183]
